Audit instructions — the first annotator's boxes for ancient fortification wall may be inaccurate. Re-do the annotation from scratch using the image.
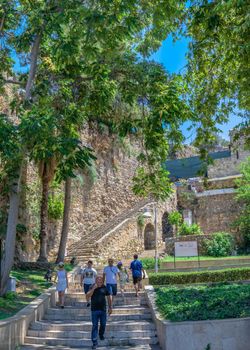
[193,190,240,235]
[208,134,250,178]
[19,124,177,262]
[68,125,141,244]
[177,174,243,237]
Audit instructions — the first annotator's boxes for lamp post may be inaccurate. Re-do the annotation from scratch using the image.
[143,203,158,273]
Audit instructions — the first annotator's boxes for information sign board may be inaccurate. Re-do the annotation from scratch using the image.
[174,241,198,257]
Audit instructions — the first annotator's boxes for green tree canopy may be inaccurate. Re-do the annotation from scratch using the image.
[185,0,250,148]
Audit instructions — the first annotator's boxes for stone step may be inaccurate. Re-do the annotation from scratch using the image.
[46,307,151,316]
[65,295,146,302]
[64,300,147,307]
[67,289,140,294]
[65,292,145,298]
[67,256,98,261]
[67,284,138,291]
[27,329,157,339]
[24,336,158,347]
[68,247,95,252]
[30,320,155,332]
[44,313,152,321]
[22,343,161,349]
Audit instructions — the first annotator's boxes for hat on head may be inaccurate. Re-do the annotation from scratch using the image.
[58,262,64,267]
[117,261,123,266]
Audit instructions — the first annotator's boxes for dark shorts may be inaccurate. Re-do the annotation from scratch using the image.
[84,283,92,294]
[106,283,117,296]
[133,276,142,285]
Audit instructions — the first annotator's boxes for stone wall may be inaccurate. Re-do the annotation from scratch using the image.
[177,178,243,237]
[206,175,241,189]
[91,195,177,263]
[208,134,250,178]
[12,122,178,262]
[68,125,141,244]
[193,190,241,235]
[0,287,57,350]
[95,219,143,263]
[208,156,245,178]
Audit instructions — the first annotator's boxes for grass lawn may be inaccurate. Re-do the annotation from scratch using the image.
[161,255,250,262]
[0,263,73,320]
[140,255,250,269]
[156,283,250,322]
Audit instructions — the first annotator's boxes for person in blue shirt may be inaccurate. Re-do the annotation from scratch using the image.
[129,254,145,297]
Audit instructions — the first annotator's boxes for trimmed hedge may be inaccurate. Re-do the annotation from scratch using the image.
[149,267,250,285]
[155,283,250,321]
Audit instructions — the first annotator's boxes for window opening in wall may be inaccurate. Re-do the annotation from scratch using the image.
[162,212,173,240]
[144,223,155,250]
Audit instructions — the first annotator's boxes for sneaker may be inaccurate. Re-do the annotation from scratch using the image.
[92,345,97,349]
[99,335,105,341]
[61,305,64,309]
[87,302,90,307]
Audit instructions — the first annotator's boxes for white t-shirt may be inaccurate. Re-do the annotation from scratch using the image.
[103,266,119,284]
[81,267,97,285]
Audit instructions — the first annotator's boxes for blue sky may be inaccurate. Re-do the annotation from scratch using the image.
[151,36,243,142]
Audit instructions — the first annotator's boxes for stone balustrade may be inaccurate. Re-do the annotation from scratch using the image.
[0,287,56,350]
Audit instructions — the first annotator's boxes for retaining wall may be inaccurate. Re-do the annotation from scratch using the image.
[145,285,250,350]
[0,288,56,350]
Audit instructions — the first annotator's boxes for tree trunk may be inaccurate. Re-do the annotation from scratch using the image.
[25,33,42,100]
[0,176,21,296]
[37,175,49,262]
[0,25,43,294]
[56,178,72,263]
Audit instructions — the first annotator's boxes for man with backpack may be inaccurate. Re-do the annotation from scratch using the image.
[130,254,145,297]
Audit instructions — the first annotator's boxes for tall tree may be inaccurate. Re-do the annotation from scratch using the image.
[0,116,21,296]
[0,0,47,293]
[184,0,250,148]
[3,0,244,288]
[56,177,71,264]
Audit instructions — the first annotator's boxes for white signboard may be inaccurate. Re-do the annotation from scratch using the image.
[175,241,198,257]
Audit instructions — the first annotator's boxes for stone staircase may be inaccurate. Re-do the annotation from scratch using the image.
[67,198,153,264]
[21,281,161,350]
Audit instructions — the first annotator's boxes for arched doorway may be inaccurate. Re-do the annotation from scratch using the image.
[144,223,155,250]
[162,212,173,240]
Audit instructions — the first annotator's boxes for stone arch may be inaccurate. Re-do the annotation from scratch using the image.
[162,212,173,240]
[144,223,155,250]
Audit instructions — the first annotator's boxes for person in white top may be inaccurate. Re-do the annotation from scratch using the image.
[81,260,97,307]
[103,258,120,305]
[55,262,68,308]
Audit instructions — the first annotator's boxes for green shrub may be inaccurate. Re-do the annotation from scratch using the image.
[179,223,203,236]
[3,291,17,301]
[149,267,250,285]
[168,211,182,226]
[137,214,145,228]
[140,257,160,270]
[16,223,27,235]
[48,194,64,220]
[155,283,250,322]
[204,232,234,257]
